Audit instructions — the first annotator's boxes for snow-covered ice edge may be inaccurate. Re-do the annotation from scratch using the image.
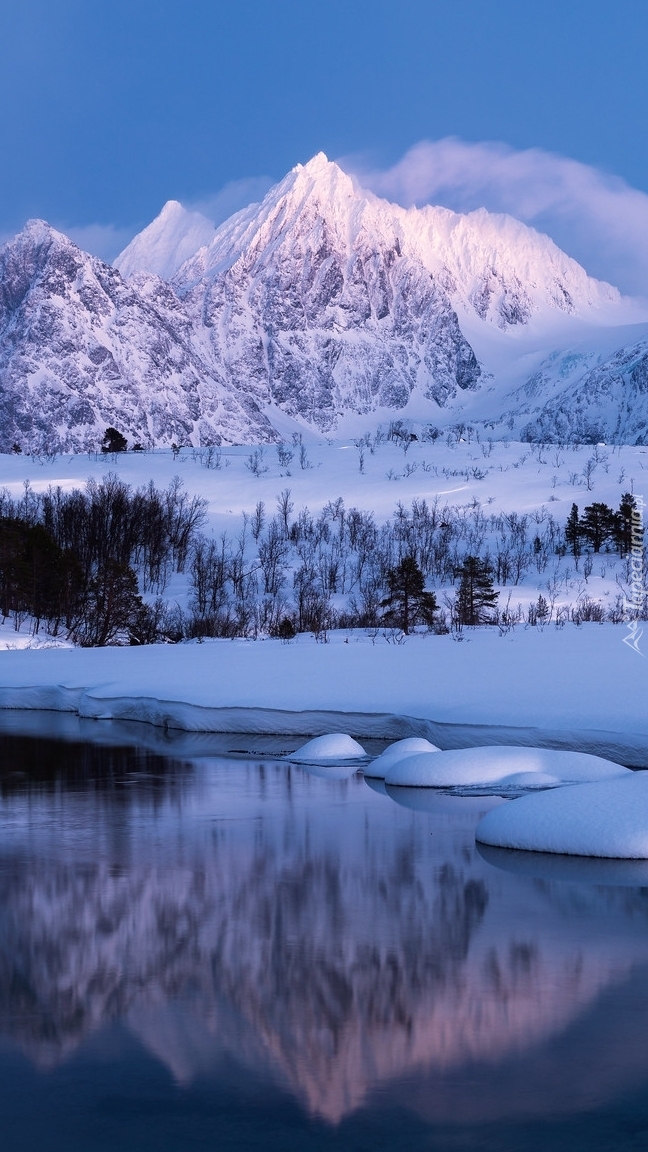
[0,626,647,764]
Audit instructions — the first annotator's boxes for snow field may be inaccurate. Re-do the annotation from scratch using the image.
[0,435,646,646]
[0,625,646,764]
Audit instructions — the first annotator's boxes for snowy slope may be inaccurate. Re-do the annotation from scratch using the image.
[115,200,215,281]
[506,333,648,444]
[0,435,645,659]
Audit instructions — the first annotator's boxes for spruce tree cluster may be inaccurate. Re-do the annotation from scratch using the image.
[564,495,641,555]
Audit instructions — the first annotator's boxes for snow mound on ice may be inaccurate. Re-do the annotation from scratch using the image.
[364,737,441,779]
[384,746,628,789]
[287,733,367,763]
[476,771,648,858]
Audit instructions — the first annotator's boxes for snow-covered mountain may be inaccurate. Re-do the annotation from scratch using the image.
[0,220,275,452]
[115,200,215,281]
[1,153,647,450]
[175,153,620,326]
[167,153,644,437]
[173,156,483,429]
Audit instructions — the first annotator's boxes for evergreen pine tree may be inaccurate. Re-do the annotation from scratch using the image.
[565,503,581,558]
[101,426,128,454]
[381,554,437,634]
[536,593,550,623]
[455,556,499,625]
[581,502,617,553]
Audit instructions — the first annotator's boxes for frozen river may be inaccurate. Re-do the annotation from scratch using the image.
[1,715,648,1151]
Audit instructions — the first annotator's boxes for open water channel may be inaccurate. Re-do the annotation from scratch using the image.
[1,713,648,1151]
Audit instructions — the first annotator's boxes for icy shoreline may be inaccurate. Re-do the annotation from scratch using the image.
[0,625,646,763]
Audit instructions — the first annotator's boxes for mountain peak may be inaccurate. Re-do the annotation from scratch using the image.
[115,200,215,281]
[287,151,355,201]
[0,219,93,303]
[158,199,184,216]
[171,153,621,328]
[0,155,646,451]
[6,218,73,253]
[299,150,330,170]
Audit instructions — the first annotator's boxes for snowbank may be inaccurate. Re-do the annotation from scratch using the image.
[287,734,367,762]
[476,772,648,858]
[364,737,440,779]
[384,746,629,788]
[0,627,646,762]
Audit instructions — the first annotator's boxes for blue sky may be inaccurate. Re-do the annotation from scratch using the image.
[2,0,648,289]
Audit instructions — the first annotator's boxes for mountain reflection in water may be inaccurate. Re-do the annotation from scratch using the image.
[1,732,648,1133]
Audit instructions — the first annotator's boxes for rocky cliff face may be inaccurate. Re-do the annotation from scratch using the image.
[0,155,644,451]
[175,159,481,431]
[0,220,275,452]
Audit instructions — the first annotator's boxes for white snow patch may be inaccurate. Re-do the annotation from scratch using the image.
[364,737,441,779]
[0,616,73,652]
[476,771,648,858]
[286,733,367,763]
[384,746,628,789]
[115,201,215,281]
[0,626,647,764]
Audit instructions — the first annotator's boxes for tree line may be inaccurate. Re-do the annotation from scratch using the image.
[0,476,206,644]
[0,479,644,645]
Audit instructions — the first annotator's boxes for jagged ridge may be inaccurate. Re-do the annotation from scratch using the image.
[0,154,644,451]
